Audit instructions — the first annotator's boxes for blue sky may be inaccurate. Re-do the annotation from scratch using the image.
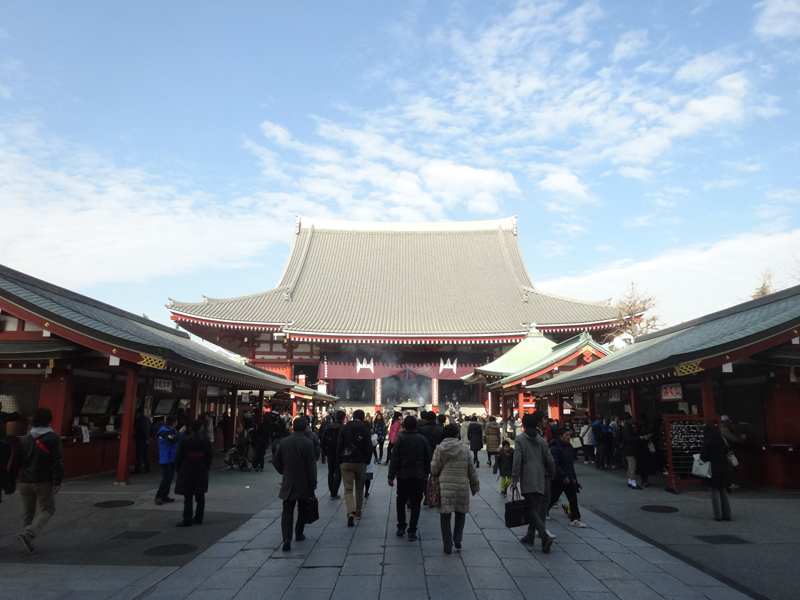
[1,0,799,330]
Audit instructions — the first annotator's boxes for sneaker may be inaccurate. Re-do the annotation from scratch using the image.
[535,530,556,539]
[569,520,587,528]
[17,534,34,555]
[584,460,589,465]
[408,531,417,541]
[154,498,163,505]
[396,527,407,537]
[330,495,341,500]
[630,484,643,490]
[347,514,355,527]
[501,491,507,497]
[542,536,553,553]
[354,511,362,520]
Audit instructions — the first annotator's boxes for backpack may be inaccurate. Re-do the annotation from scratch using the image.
[322,422,342,454]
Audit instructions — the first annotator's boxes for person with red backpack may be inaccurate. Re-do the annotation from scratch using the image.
[9,408,63,554]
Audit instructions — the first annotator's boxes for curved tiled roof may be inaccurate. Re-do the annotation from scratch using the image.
[0,264,293,391]
[169,216,617,337]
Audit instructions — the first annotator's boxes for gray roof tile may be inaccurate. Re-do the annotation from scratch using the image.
[170,216,617,337]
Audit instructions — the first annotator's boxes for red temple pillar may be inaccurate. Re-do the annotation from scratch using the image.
[548,395,560,421]
[256,389,265,424]
[291,395,297,418]
[517,391,524,417]
[116,366,138,483]
[700,371,716,418]
[38,371,73,436]
[629,387,638,418]
[229,387,239,446]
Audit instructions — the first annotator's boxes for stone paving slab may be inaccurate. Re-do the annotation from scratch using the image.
[0,459,758,600]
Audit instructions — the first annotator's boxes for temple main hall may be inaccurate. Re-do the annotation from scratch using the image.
[168,216,618,415]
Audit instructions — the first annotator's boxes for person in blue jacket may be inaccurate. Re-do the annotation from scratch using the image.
[155,415,184,505]
[549,427,587,528]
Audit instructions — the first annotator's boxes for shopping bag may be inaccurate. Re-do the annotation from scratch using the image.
[691,454,712,478]
[303,494,320,524]
[426,475,440,508]
[504,488,529,528]
[727,452,739,467]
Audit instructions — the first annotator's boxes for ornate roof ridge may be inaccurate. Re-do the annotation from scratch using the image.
[296,214,517,233]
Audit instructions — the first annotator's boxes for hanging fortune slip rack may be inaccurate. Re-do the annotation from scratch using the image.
[319,352,491,380]
[663,414,721,494]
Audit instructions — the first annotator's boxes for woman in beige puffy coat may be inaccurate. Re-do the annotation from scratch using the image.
[430,425,480,554]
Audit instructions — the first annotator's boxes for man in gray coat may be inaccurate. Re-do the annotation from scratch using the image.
[273,416,317,552]
[511,412,556,553]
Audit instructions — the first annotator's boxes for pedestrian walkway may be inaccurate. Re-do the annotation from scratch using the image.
[80,462,752,600]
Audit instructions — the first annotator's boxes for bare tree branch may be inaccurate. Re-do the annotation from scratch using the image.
[603,282,662,346]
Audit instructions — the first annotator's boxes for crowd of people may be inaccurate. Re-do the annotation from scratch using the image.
[0,399,737,556]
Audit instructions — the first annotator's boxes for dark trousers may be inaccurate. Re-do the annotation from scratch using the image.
[595,443,607,468]
[377,441,385,462]
[183,494,205,523]
[253,446,268,471]
[282,498,308,541]
[156,463,174,499]
[549,479,581,521]
[440,512,465,550]
[472,450,479,463]
[326,451,341,496]
[523,492,547,539]
[395,478,425,534]
[134,439,150,473]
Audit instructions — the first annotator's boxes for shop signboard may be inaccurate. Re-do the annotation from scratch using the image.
[661,383,682,401]
[154,379,173,393]
[207,385,219,397]
[608,389,621,403]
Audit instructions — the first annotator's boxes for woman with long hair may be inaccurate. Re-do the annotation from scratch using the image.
[384,412,402,465]
[700,423,732,521]
[373,412,387,463]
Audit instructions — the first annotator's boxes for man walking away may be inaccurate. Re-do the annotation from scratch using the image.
[9,408,63,554]
[174,419,213,527]
[419,411,445,454]
[549,427,587,528]
[322,411,345,499]
[388,415,431,541]
[591,413,606,470]
[273,417,317,551]
[511,412,555,553]
[155,416,183,505]
[133,408,152,474]
[337,409,372,526]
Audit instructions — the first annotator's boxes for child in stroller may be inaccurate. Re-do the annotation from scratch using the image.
[224,429,254,471]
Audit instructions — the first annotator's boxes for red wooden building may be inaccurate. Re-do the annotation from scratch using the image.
[168,216,619,415]
[0,264,295,482]
[528,286,800,489]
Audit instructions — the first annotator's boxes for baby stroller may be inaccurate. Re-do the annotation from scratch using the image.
[223,430,254,471]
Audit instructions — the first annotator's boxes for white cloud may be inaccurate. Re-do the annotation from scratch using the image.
[675,50,743,83]
[754,0,800,40]
[766,188,800,201]
[536,166,591,200]
[618,166,652,180]
[702,178,748,190]
[720,159,763,172]
[538,229,800,325]
[610,30,649,63]
[623,214,655,228]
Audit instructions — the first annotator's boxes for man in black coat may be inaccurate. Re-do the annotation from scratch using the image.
[419,411,445,455]
[321,411,345,499]
[9,408,63,554]
[337,409,373,526]
[174,419,213,527]
[273,416,317,551]
[388,415,431,541]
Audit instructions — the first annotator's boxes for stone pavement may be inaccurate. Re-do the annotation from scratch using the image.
[5,460,747,600]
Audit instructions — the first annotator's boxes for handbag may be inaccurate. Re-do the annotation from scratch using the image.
[691,454,712,478]
[647,441,656,454]
[504,488,529,528]
[426,474,440,508]
[727,452,739,467]
[303,494,320,524]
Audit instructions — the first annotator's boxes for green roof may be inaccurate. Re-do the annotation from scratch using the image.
[462,325,556,381]
[488,331,607,389]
